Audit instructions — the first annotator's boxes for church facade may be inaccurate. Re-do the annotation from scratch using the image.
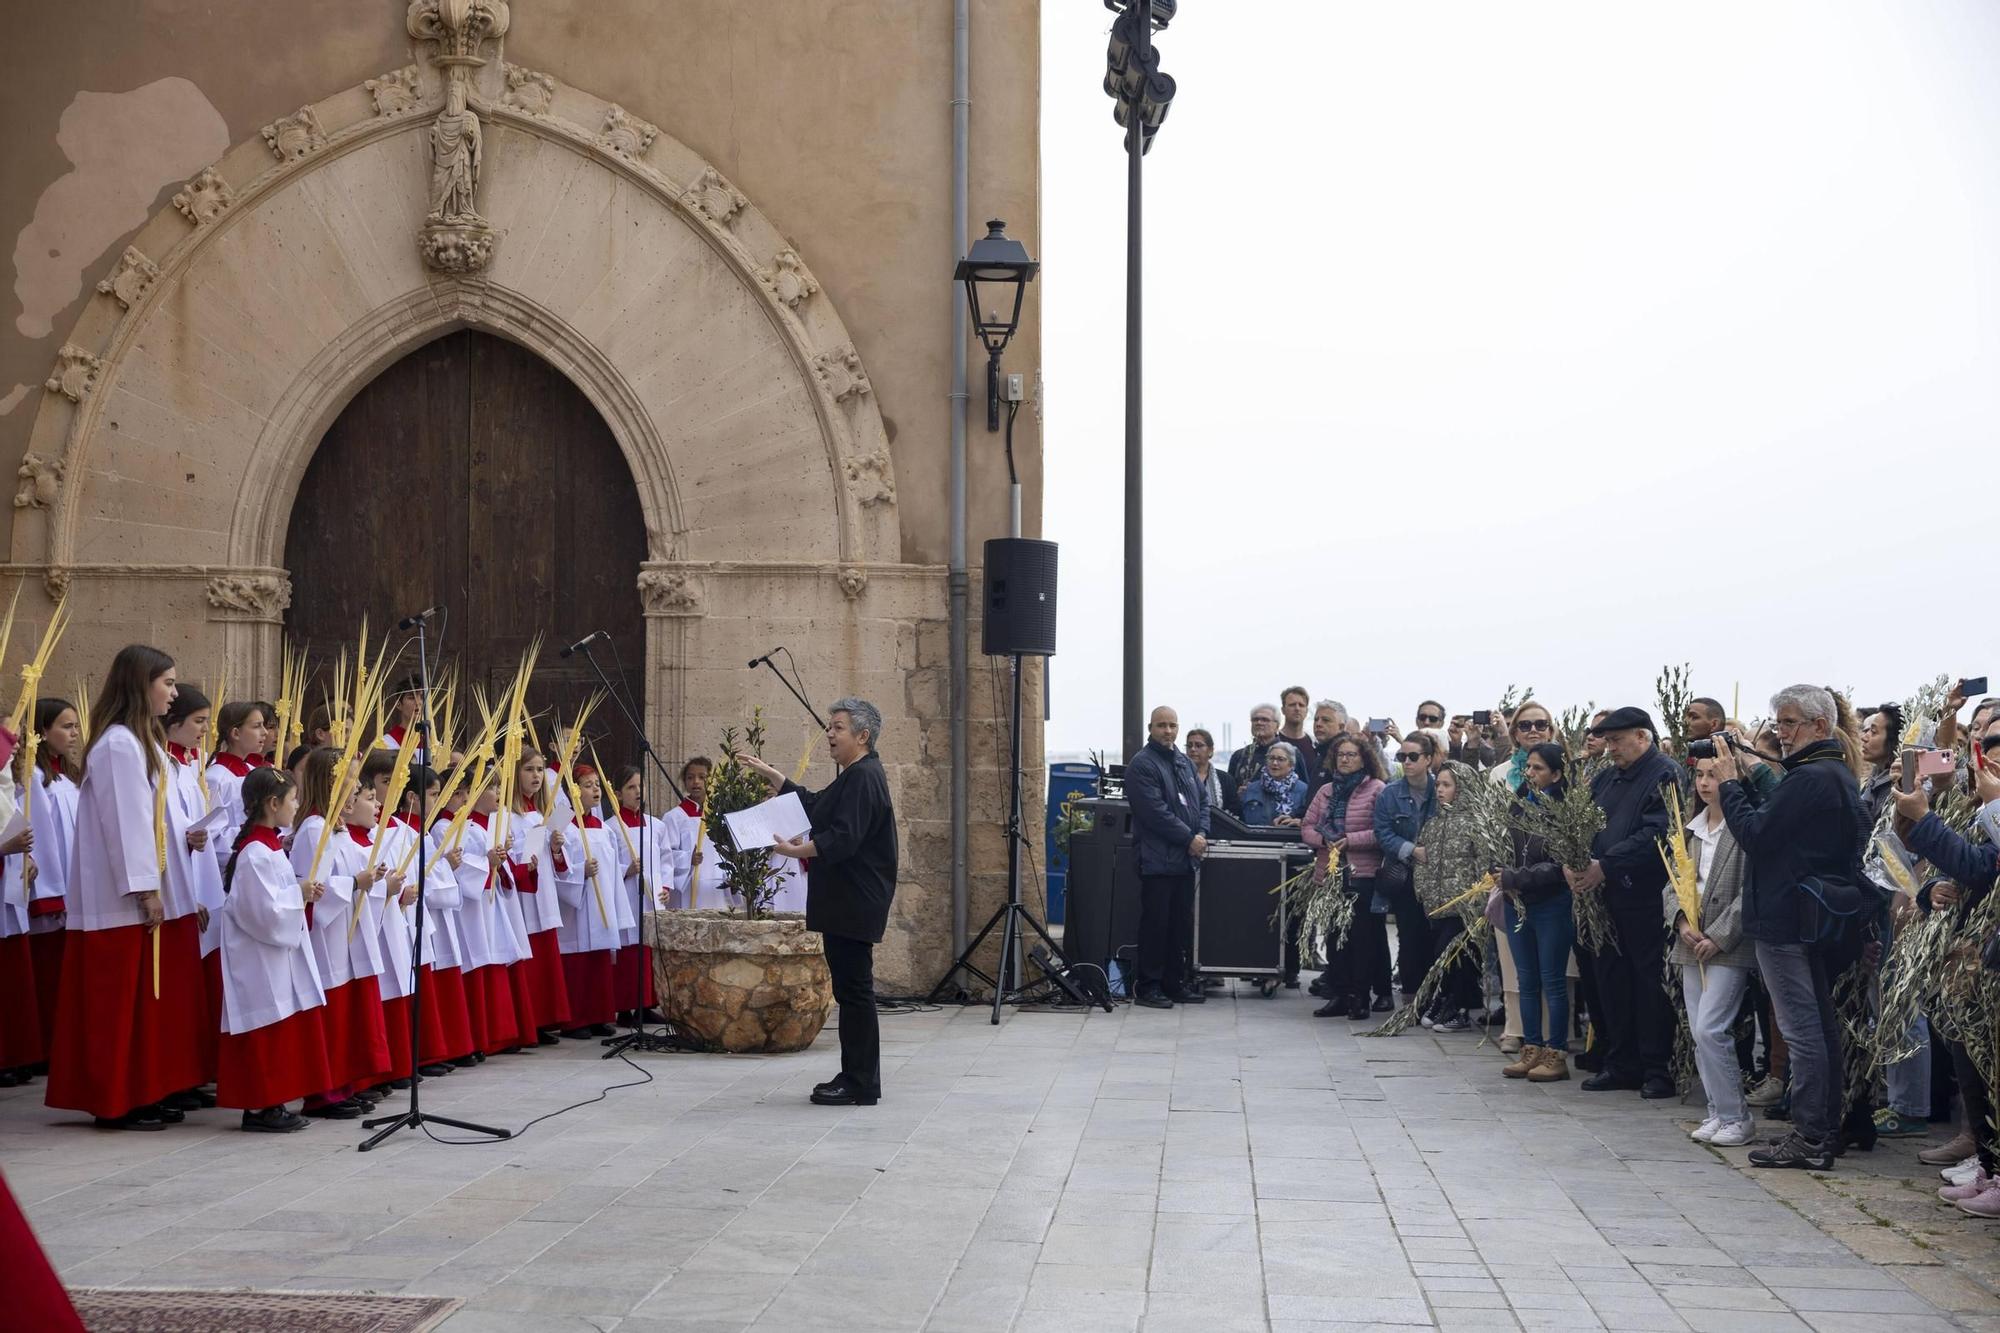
[0,1,1044,990]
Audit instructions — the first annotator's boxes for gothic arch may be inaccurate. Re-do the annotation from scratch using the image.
[12,45,901,591]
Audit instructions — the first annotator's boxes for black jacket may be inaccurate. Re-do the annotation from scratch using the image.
[1500,785,1569,905]
[1125,740,1209,877]
[783,752,898,944]
[1589,747,1680,903]
[1717,739,1867,946]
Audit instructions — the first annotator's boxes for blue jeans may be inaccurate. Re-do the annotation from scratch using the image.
[1504,893,1574,1050]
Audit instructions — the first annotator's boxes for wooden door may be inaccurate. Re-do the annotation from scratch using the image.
[283,330,648,770]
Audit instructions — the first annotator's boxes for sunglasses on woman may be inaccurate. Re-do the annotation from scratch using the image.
[1515,719,1551,733]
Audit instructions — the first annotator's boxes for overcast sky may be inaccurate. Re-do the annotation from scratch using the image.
[1039,0,2000,760]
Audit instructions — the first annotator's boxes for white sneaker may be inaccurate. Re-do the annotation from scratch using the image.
[1690,1118,1721,1143]
[1943,1156,1982,1187]
[1708,1119,1756,1147]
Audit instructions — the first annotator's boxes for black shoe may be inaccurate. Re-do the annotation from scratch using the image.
[1640,1078,1675,1100]
[1371,995,1394,1013]
[1581,1072,1642,1092]
[389,1077,413,1091]
[451,1056,479,1068]
[1282,978,1300,989]
[1349,1000,1371,1021]
[241,1106,309,1134]
[470,1050,487,1063]
[1164,987,1207,1005]
[592,1023,618,1036]
[1134,988,1173,1010]
[1308,977,1331,998]
[419,1064,454,1078]
[1841,1107,1878,1153]
[150,1102,186,1124]
[537,1030,561,1046]
[809,1075,879,1107]
[162,1089,206,1112]
[1748,1133,1833,1170]
[812,1074,845,1096]
[1313,997,1346,1018]
[93,1109,166,1131]
[0,1069,22,1088]
[303,1100,363,1120]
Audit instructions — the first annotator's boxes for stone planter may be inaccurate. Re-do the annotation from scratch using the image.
[646,909,832,1053]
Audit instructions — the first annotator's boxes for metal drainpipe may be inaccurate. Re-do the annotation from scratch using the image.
[948,0,972,962]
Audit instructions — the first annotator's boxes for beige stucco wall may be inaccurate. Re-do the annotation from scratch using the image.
[0,0,1046,993]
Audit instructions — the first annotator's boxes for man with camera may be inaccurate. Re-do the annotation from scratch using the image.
[1711,685,1870,1170]
[1568,707,1681,1097]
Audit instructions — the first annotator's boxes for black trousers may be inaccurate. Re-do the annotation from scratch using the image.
[1137,872,1196,990]
[1590,892,1673,1081]
[1430,917,1483,1014]
[1948,1040,1997,1171]
[821,933,881,1094]
[1383,879,1432,997]
[1324,875,1381,1002]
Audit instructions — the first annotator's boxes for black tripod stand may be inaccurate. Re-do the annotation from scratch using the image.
[927,650,1112,1023]
[362,607,511,1150]
[565,633,687,1057]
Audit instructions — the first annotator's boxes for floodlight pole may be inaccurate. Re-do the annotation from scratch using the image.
[1120,0,1150,767]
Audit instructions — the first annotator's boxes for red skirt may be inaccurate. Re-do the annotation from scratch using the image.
[0,1172,86,1333]
[216,1006,333,1109]
[560,949,618,1028]
[199,947,222,1081]
[466,963,522,1053]
[318,976,390,1092]
[612,943,656,1010]
[0,935,43,1069]
[27,930,63,1050]
[381,994,415,1081]
[43,919,209,1120]
[420,966,475,1064]
[512,929,571,1035]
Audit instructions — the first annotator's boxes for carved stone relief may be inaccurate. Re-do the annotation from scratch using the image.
[407,0,511,274]
[686,166,747,226]
[366,65,425,116]
[172,168,234,226]
[814,345,872,404]
[43,346,103,403]
[600,105,658,159]
[841,450,896,508]
[42,568,70,602]
[837,566,869,601]
[638,569,702,615]
[14,453,63,510]
[95,247,160,310]
[206,573,293,618]
[761,248,820,309]
[260,106,327,161]
[503,63,555,116]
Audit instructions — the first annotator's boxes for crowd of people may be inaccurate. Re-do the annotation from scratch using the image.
[0,644,724,1134]
[1125,679,2000,1216]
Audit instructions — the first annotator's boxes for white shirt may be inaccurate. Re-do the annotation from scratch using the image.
[1688,809,1724,905]
[291,815,386,988]
[69,726,166,932]
[218,837,325,1033]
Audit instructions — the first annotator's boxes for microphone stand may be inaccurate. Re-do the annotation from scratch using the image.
[569,638,686,1058]
[362,609,511,1150]
[752,653,825,730]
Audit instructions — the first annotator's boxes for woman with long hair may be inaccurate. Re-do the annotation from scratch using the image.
[609,765,663,1023]
[44,646,212,1130]
[501,748,571,1045]
[162,685,225,1093]
[1499,742,1576,1083]
[1300,733,1388,1020]
[554,763,622,1038]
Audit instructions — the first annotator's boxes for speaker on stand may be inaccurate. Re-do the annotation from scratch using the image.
[929,539,1106,1019]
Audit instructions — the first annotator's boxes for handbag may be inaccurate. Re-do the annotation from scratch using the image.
[1377,853,1411,894]
[1795,874,1864,949]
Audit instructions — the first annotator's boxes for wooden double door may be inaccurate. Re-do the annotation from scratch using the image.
[284,330,648,770]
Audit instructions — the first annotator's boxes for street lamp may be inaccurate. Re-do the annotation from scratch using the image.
[955,218,1039,433]
[1101,0,1176,766]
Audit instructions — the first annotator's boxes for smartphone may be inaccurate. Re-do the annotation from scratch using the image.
[1366,718,1390,736]
[1962,676,1989,696]
[1473,710,1493,726]
[1899,746,1920,793]
[1917,749,1958,780]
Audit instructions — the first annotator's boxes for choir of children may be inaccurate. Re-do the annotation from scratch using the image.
[0,642,701,1132]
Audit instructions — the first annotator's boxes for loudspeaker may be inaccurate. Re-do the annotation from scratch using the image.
[982,537,1058,656]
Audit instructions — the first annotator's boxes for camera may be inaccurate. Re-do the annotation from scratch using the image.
[1687,738,1718,759]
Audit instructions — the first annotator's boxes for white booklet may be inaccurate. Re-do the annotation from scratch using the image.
[722,791,811,852]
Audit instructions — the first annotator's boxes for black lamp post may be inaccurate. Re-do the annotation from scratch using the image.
[955,219,1039,433]
[1103,0,1176,766]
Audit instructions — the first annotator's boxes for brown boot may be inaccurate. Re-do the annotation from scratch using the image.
[1501,1044,1543,1078]
[1526,1048,1570,1082]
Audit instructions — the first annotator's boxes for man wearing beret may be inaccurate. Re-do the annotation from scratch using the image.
[1566,706,1680,1099]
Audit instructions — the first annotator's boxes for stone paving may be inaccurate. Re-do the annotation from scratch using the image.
[4,984,1998,1332]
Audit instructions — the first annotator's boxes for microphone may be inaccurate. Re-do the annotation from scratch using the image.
[560,630,608,659]
[396,605,444,631]
[747,647,783,669]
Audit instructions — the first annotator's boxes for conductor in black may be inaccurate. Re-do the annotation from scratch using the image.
[745,698,898,1107]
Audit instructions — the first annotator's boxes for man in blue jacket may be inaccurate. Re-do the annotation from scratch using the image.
[1125,705,1210,1009]
[1714,685,1870,1170]
[1568,707,1680,1098]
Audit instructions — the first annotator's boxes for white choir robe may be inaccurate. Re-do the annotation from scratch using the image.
[165,756,226,955]
[553,820,623,955]
[69,727,164,932]
[205,757,252,858]
[484,814,536,961]
[356,829,424,1003]
[452,816,527,966]
[219,841,326,1034]
[27,769,77,931]
[0,851,28,941]
[381,820,458,970]
[661,805,701,910]
[290,816,386,990]
[609,810,672,945]
[504,807,567,935]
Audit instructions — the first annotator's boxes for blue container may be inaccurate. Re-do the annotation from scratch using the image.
[1044,761,1102,925]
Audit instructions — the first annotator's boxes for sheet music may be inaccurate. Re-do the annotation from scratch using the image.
[722,791,811,852]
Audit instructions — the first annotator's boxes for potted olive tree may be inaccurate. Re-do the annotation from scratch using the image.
[648,715,832,1052]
